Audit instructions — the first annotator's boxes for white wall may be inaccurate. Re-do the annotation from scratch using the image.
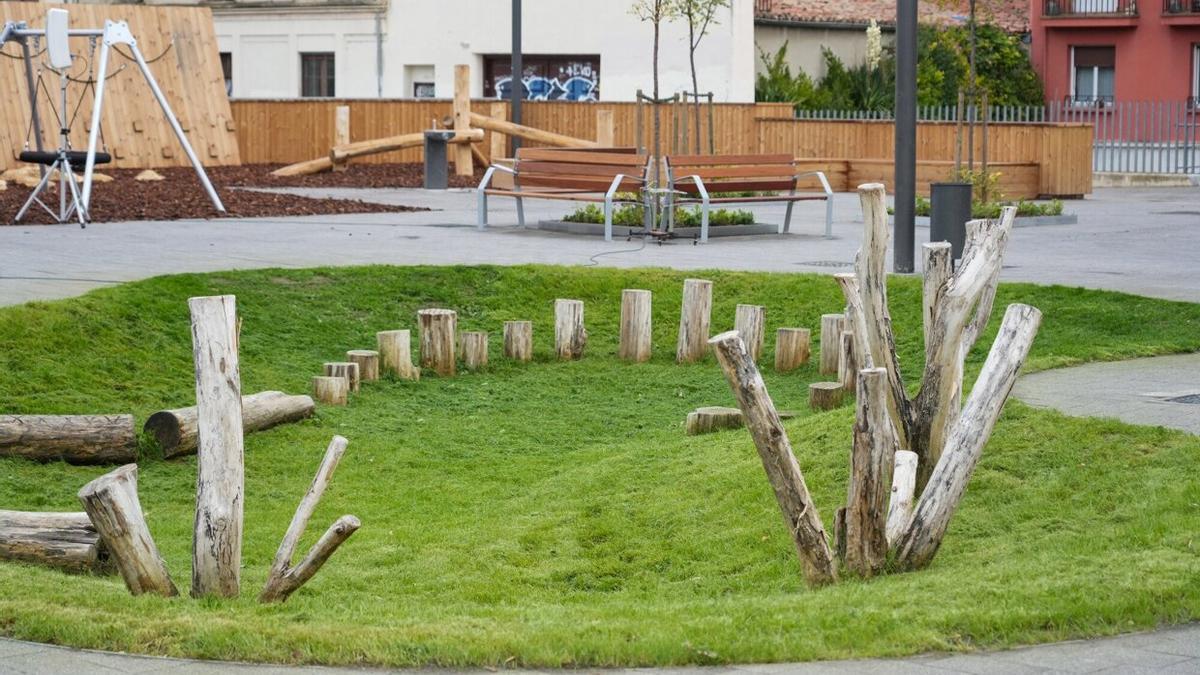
[754,23,894,81]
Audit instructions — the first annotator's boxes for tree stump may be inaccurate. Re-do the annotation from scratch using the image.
[311,376,349,406]
[418,308,458,376]
[461,331,489,371]
[77,464,177,597]
[554,299,586,360]
[503,321,533,362]
[819,313,845,375]
[843,368,896,577]
[377,330,420,381]
[145,391,314,459]
[734,304,766,362]
[676,278,713,363]
[809,382,844,411]
[323,362,361,393]
[774,328,811,372]
[685,406,744,435]
[838,331,859,395]
[0,510,111,574]
[346,350,380,382]
[619,289,652,362]
[0,414,136,465]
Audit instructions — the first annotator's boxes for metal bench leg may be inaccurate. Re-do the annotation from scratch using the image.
[604,199,614,242]
[477,189,488,229]
[824,197,833,239]
[515,196,525,227]
[783,201,795,234]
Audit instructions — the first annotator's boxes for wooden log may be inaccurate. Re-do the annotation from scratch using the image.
[332,105,350,172]
[328,129,483,165]
[145,391,315,459]
[774,328,811,372]
[0,414,135,465]
[461,331,489,371]
[819,313,845,375]
[886,450,919,548]
[922,242,952,360]
[260,436,360,603]
[619,289,652,362]
[843,368,896,577]
[323,362,361,393]
[503,321,533,362]
[311,376,348,406]
[838,331,859,395]
[809,382,844,411]
[554,299,586,360]
[709,330,837,587]
[685,406,743,435]
[488,101,507,161]
[596,109,615,146]
[734,304,766,363]
[469,112,599,149]
[346,350,380,382]
[77,464,177,597]
[895,304,1042,570]
[188,295,244,599]
[418,308,458,376]
[0,510,110,574]
[453,64,473,177]
[270,155,333,177]
[376,330,420,381]
[676,278,713,364]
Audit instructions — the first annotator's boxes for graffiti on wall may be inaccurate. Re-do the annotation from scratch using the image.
[494,75,599,101]
[483,56,600,101]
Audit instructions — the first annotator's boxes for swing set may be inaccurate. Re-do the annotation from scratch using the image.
[0,9,224,226]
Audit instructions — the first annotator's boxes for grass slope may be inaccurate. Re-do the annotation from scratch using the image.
[0,265,1197,667]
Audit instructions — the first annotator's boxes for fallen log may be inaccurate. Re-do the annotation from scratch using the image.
[0,510,112,574]
[330,128,483,165]
[0,414,136,465]
[78,464,178,596]
[469,112,599,149]
[145,391,315,459]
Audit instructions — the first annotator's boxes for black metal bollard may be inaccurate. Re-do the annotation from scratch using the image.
[930,182,972,260]
[423,130,455,190]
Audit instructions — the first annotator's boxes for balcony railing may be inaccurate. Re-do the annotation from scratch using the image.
[1065,94,1116,108]
[1043,0,1138,16]
[1163,0,1200,13]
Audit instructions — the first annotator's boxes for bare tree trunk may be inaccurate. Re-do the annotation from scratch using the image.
[0,414,135,465]
[843,368,896,577]
[78,465,177,596]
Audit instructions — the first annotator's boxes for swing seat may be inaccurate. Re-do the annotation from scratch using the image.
[18,150,112,169]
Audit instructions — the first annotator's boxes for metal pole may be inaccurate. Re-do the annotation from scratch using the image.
[19,36,46,155]
[510,0,522,154]
[894,0,917,273]
[80,38,111,211]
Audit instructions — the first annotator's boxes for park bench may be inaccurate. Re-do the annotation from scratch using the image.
[664,154,833,243]
[477,148,650,241]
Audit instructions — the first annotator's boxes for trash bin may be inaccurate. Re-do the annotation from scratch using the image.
[930,182,972,260]
[423,130,456,190]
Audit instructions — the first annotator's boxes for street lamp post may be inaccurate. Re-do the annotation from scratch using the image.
[510,0,523,154]
[894,0,918,273]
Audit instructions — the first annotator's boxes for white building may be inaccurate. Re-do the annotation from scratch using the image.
[204,0,756,102]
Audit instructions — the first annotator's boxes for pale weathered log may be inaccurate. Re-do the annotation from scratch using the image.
[260,436,360,603]
[734,304,766,363]
[922,243,952,361]
[808,381,844,411]
[709,330,837,587]
[145,391,315,459]
[676,278,713,364]
[554,299,586,360]
[0,414,135,465]
[469,112,598,149]
[461,331,489,371]
[503,321,533,362]
[833,274,873,371]
[346,350,380,382]
[453,64,474,176]
[819,313,845,375]
[619,289,653,362]
[843,368,896,577]
[885,450,919,548]
[774,328,811,372]
[311,376,348,406]
[895,303,1042,570]
[488,102,507,160]
[837,331,859,395]
[0,510,110,574]
[685,406,743,435]
[330,129,482,164]
[77,464,177,596]
[377,330,420,380]
[418,308,458,376]
[188,295,244,599]
[323,362,361,393]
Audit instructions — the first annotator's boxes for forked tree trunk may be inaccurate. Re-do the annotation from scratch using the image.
[418,309,458,376]
[0,414,136,465]
[460,331,489,371]
[346,350,380,382]
[819,313,845,375]
[734,304,766,363]
[77,464,177,596]
[145,392,315,459]
[0,510,111,574]
[676,278,712,363]
[503,321,533,362]
[842,368,896,577]
[619,289,653,362]
[774,328,811,372]
[377,330,420,380]
[311,376,348,406]
[554,299,586,360]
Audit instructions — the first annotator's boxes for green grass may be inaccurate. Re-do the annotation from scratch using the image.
[0,265,1198,667]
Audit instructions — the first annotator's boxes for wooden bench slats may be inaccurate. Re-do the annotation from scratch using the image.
[674,165,801,180]
[673,178,797,193]
[519,175,645,192]
[673,195,829,203]
[516,148,648,166]
[519,161,645,178]
[484,189,639,203]
[669,153,794,167]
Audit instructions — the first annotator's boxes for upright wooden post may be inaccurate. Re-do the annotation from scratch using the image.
[843,368,896,577]
[332,105,350,172]
[734,304,765,363]
[377,330,420,381]
[488,102,508,161]
[461,331,489,371]
[453,64,473,177]
[774,328,811,372]
[619,289,652,362]
[838,331,859,394]
[676,278,712,364]
[418,309,458,376]
[346,350,380,382]
[323,362,361,393]
[311,376,348,405]
[188,295,243,598]
[554,299,586,360]
[596,109,615,147]
[819,313,845,375]
[503,321,533,362]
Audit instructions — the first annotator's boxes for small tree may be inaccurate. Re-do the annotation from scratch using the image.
[675,0,729,151]
[630,0,679,102]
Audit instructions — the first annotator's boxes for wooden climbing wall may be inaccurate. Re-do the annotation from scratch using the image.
[0,2,240,172]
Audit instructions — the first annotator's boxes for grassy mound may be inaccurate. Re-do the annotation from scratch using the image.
[0,265,1197,667]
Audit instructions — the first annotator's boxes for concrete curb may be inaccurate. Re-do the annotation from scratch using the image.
[1094,172,1200,188]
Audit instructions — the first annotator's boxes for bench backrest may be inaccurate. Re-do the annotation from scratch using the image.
[514,148,648,192]
[667,154,798,193]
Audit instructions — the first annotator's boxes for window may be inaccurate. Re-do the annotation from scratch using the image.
[300,52,335,97]
[219,52,232,97]
[413,82,435,98]
[483,54,600,101]
[1071,46,1114,105]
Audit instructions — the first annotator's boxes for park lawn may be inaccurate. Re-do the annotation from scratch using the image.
[0,264,1198,667]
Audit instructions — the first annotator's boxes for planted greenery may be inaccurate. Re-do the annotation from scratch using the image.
[894,196,1066,219]
[561,203,755,227]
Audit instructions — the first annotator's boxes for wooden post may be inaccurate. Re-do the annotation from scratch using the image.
[554,299,586,360]
[809,382,844,411]
[685,406,743,435]
[418,309,458,376]
[734,304,766,362]
[323,362,361,393]
[0,414,136,465]
[774,328,811,372]
[145,392,315,459]
[77,464,177,597]
[188,295,243,599]
[332,105,350,172]
[843,368,896,577]
[461,331,489,371]
[596,108,615,147]
[676,278,712,364]
[886,450,919,548]
[377,330,420,381]
[503,321,533,362]
[453,64,473,177]
[819,313,845,375]
[838,331,859,394]
[346,350,380,382]
[0,510,110,574]
[488,101,507,161]
[311,376,348,406]
[709,330,837,587]
[619,289,652,362]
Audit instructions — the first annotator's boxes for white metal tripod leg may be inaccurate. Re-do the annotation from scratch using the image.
[80,39,110,210]
[14,162,57,223]
[62,162,88,227]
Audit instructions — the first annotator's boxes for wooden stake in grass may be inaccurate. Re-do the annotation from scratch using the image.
[774,328,811,372]
[0,414,136,465]
[324,362,361,393]
[554,299,586,360]
[311,376,348,406]
[418,308,458,376]
[460,331,489,371]
[260,436,360,603]
[346,350,380,382]
[377,330,420,381]
[843,368,896,577]
[619,289,652,362]
[709,330,837,587]
[0,509,111,575]
[734,304,765,362]
[188,294,244,599]
[819,313,845,375]
[676,278,712,363]
[503,321,533,362]
[78,464,177,597]
[145,391,314,459]
[809,382,844,411]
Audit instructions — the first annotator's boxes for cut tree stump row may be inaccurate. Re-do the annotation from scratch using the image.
[324,362,361,393]
[346,350,380,382]
[311,376,349,406]
[775,328,811,372]
[376,330,420,380]
[503,321,533,362]
[418,308,458,376]
[676,279,712,363]
[554,299,586,360]
[619,289,652,363]
[460,331,489,371]
[144,391,314,459]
